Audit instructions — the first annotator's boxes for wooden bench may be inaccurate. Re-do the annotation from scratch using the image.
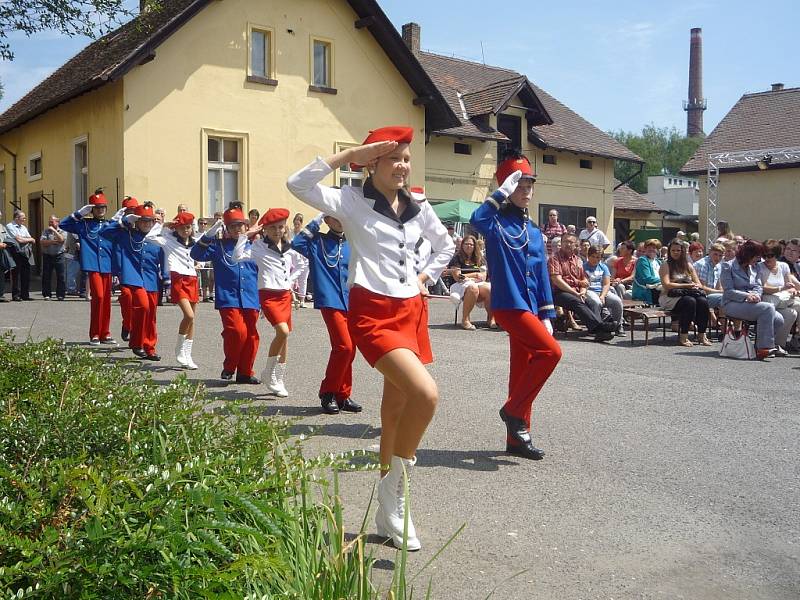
[623,307,671,346]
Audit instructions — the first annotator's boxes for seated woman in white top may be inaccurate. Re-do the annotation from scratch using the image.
[757,242,800,353]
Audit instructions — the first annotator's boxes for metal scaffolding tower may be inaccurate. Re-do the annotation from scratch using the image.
[706,146,800,246]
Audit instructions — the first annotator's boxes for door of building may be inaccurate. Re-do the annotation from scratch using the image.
[28,193,43,275]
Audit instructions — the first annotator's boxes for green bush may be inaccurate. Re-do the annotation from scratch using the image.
[0,336,398,599]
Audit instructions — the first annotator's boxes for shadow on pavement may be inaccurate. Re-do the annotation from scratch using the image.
[415,448,519,471]
[290,422,381,440]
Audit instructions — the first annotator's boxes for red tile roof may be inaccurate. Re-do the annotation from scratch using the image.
[681,86,800,174]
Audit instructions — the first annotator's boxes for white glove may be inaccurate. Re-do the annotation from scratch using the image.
[497,170,523,199]
[111,208,126,222]
[542,318,553,336]
[78,204,93,217]
[124,214,140,225]
[312,212,325,225]
[205,219,224,238]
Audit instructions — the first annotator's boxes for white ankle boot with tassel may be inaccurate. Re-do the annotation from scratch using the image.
[376,455,420,551]
[183,338,198,370]
[175,334,187,366]
[261,356,288,397]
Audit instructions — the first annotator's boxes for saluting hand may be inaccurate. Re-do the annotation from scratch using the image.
[205,219,224,238]
[496,170,523,199]
[78,204,93,217]
[347,141,398,167]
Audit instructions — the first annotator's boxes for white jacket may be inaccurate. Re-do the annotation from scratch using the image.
[147,223,198,276]
[286,157,454,299]
[232,235,293,291]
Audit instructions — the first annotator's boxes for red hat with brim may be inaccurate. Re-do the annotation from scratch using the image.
[134,205,155,219]
[122,196,139,209]
[258,208,290,227]
[223,208,247,226]
[495,156,536,185]
[349,125,414,171]
[89,192,108,206]
[173,212,195,226]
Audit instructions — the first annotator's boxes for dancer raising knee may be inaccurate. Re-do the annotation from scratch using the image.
[149,212,200,369]
[287,126,454,551]
[470,155,562,460]
[232,208,294,397]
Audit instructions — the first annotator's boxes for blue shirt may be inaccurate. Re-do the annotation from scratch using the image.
[60,213,113,273]
[693,255,721,289]
[141,242,168,293]
[470,199,556,319]
[100,220,148,287]
[291,219,349,311]
[190,236,259,310]
[583,260,610,293]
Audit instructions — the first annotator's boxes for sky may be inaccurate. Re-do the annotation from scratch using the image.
[0,0,796,135]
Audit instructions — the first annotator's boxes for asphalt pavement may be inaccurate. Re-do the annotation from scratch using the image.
[1,292,798,599]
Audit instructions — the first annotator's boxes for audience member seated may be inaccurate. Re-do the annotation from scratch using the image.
[447,234,493,330]
[720,240,784,360]
[722,239,737,262]
[578,216,610,253]
[658,239,711,347]
[578,239,590,261]
[693,242,724,310]
[688,241,704,265]
[632,239,662,305]
[757,242,800,353]
[608,241,636,299]
[779,237,800,278]
[584,245,624,336]
[548,234,615,342]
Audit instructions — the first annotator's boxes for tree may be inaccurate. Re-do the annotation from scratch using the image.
[0,0,137,61]
[611,125,704,194]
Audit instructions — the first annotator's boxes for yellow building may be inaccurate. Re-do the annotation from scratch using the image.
[0,0,458,238]
[680,84,800,243]
[400,22,643,240]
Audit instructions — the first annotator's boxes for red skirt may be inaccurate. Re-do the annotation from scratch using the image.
[347,286,432,367]
[259,289,293,330]
[170,273,199,303]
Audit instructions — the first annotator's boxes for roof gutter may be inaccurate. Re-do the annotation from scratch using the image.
[614,162,643,190]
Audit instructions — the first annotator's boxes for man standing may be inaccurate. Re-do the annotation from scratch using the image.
[578,216,610,253]
[548,233,615,342]
[540,209,568,255]
[6,211,36,301]
[40,214,67,300]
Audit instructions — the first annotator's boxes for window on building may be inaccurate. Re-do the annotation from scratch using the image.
[335,143,363,188]
[668,178,673,185]
[207,137,240,216]
[73,137,88,209]
[28,152,42,181]
[312,39,332,88]
[579,159,593,170]
[453,142,472,155]
[496,114,522,165]
[543,154,557,165]
[250,29,271,78]
[539,204,596,230]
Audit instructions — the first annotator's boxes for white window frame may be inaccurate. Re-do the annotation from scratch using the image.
[28,151,42,182]
[248,25,275,81]
[335,142,364,188]
[72,134,89,211]
[201,129,249,218]
[310,36,334,88]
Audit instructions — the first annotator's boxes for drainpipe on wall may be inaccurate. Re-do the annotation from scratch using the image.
[0,143,18,216]
[613,162,644,190]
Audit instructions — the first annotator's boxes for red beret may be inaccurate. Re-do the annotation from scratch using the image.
[350,125,414,170]
[122,196,139,209]
[223,208,247,225]
[134,205,154,219]
[258,208,290,227]
[89,192,108,206]
[173,212,195,226]
[495,155,536,185]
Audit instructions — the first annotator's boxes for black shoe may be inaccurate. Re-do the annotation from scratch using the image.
[100,337,117,345]
[235,374,261,384]
[220,369,234,381]
[12,297,21,302]
[320,392,340,415]
[499,407,531,446]
[57,297,65,301]
[131,347,147,358]
[506,441,545,460]
[338,397,362,413]
[144,353,161,361]
[121,328,130,342]
[21,297,34,301]
[594,329,614,342]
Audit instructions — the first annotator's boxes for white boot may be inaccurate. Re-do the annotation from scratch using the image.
[375,456,420,551]
[175,334,187,366]
[273,361,289,397]
[183,338,198,370]
[262,356,287,397]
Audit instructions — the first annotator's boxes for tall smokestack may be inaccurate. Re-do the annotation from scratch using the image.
[684,27,706,137]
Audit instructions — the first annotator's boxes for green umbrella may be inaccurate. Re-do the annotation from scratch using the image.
[431,199,479,224]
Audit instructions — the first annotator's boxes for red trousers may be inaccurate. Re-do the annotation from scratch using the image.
[320,308,356,400]
[493,310,562,433]
[87,272,112,340]
[119,285,132,333]
[125,285,158,354]
[219,308,260,376]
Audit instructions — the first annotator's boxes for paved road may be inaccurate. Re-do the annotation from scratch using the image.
[1,294,798,599]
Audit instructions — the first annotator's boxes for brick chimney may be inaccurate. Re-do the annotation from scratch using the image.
[402,22,420,55]
[771,83,785,91]
[684,27,707,137]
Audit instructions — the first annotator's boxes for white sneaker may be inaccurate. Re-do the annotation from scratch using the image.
[175,334,187,366]
[183,339,198,369]
[774,346,788,357]
[375,456,420,551]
